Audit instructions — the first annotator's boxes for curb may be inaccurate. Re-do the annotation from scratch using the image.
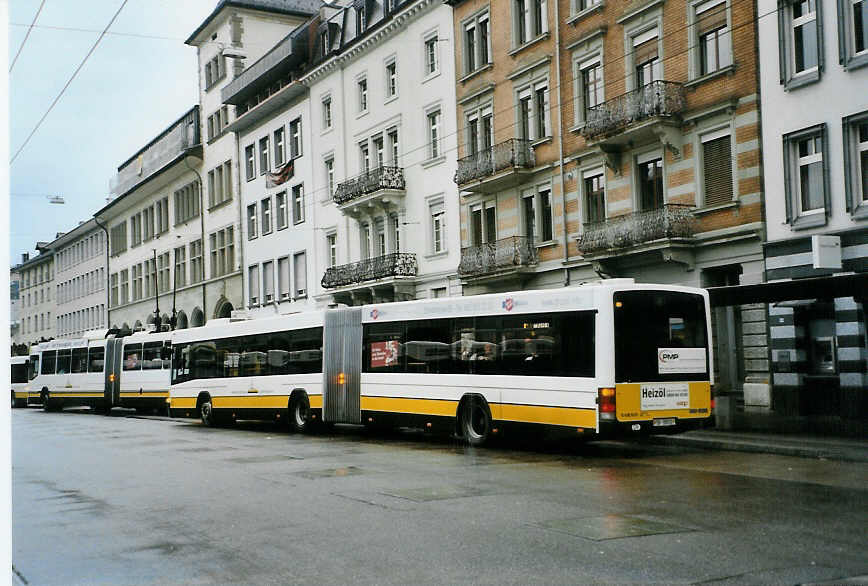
[647,434,868,463]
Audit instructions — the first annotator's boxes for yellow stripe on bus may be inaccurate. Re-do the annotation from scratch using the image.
[497,403,597,428]
[14,392,28,399]
[361,396,458,417]
[119,392,169,398]
[49,392,104,398]
[171,397,197,409]
[212,395,290,409]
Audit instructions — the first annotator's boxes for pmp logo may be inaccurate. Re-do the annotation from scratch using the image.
[370,309,379,320]
[658,351,679,363]
[502,297,514,312]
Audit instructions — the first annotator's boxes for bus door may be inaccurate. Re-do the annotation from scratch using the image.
[323,307,362,424]
[104,338,124,407]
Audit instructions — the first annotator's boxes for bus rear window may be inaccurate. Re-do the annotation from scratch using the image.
[11,363,28,384]
[614,291,708,383]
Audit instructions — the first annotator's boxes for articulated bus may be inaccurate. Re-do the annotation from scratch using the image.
[33,330,172,413]
[170,280,713,443]
[11,356,31,408]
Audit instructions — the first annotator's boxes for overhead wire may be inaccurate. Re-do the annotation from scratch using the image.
[9,0,46,72]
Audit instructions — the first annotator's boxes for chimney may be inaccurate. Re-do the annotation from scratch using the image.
[22,253,29,263]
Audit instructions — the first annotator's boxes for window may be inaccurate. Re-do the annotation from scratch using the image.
[245,144,255,180]
[360,142,371,172]
[207,161,232,208]
[386,59,397,98]
[293,252,307,298]
[517,82,549,141]
[248,265,260,306]
[522,185,553,242]
[700,129,734,206]
[578,57,603,121]
[210,227,234,277]
[190,239,204,284]
[88,346,105,373]
[174,181,200,224]
[583,170,606,223]
[470,202,497,245]
[276,191,288,229]
[261,198,272,235]
[325,157,335,198]
[428,109,441,159]
[143,206,154,241]
[778,0,822,88]
[358,77,368,113]
[843,112,868,215]
[430,201,446,254]
[130,212,142,247]
[247,204,258,239]
[278,256,291,300]
[158,252,170,294]
[839,0,868,68]
[464,12,491,74]
[466,107,493,155]
[391,214,401,252]
[259,137,270,174]
[633,29,661,87]
[174,246,186,288]
[638,154,664,211]
[263,260,275,303]
[388,130,399,165]
[292,184,305,224]
[120,269,129,305]
[204,55,225,89]
[156,197,170,234]
[425,34,439,75]
[694,0,731,76]
[575,0,601,13]
[274,127,285,166]
[132,263,143,300]
[289,118,302,159]
[783,125,828,225]
[110,222,127,256]
[327,233,337,268]
[322,96,332,129]
[110,272,118,307]
[374,136,385,168]
[534,85,549,138]
[514,0,546,46]
[358,4,367,32]
[146,258,157,297]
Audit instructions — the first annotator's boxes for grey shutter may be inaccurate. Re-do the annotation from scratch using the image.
[842,116,853,213]
[816,0,825,74]
[783,135,793,224]
[837,0,847,65]
[777,1,788,85]
[820,123,831,218]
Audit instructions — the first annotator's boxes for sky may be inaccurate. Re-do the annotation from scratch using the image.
[8,0,221,265]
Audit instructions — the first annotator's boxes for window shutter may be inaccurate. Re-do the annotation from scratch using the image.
[842,117,853,213]
[816,0,825,73]
[837,0,847,64]
[820,123,831,217]
[634,37,658,64]
[777,2,787,84]
[696,0,727,34]
[782,137,794,223]
[702,136,734,206]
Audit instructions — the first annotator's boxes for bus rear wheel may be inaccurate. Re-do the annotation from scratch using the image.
[199,397,217,427]
[290,393,312,433]
[41,391,57,412]
[460,396,492,447]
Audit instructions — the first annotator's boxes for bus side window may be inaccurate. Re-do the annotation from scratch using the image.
[123,344,143,371]
[56,350,72,375]
[88,347,105,373]
[364,323,404,373]
[405,318,453,374]
[71,348,88,374]
[29,355,40,380]
[142,342,163,370]
[41,351,56,375]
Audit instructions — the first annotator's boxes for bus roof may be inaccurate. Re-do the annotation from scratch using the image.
[10,356,29,365]
[171,310,325,344]
[38,338,88,351]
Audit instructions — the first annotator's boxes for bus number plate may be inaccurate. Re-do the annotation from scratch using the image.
[652,418,676,427]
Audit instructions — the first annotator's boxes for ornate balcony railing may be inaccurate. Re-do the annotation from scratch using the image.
[454,139,535,185]
[321,252,417,289]
[581,81,686,141]
[458,236,538,277]
[577,204,695,255]
[334,166,405,206]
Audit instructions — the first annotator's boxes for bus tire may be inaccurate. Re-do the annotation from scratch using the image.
[460,395,492,447]
[41,390,57,412]
[11,392,16,409]
[289,392,313,434]
[199,395,217,427]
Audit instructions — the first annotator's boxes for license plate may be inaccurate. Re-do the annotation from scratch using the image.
[652,418,676,427]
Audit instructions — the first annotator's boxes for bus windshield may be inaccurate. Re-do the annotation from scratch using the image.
[12,362,29,384]
[614,290,708,383]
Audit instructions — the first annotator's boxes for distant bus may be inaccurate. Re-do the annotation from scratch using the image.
[169,280,713,443]
[11,355,30,408]
[33,330,172,413]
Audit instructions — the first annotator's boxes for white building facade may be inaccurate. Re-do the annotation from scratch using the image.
[14,246,56,346]
[303,0,462,305]
[758,0,868,421]
[52,219,108,338]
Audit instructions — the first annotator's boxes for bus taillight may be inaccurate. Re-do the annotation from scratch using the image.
[598,388,616,421]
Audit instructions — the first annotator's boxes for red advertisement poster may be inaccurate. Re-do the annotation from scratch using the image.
[370,340,400,368]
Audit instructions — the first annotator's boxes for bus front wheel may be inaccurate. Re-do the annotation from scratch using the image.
[199,397,217,427]
[290,393,312,433]
[460,396,492,447]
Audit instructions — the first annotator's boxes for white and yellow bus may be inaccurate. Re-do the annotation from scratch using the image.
[34,329,172,413]
[170,280,713,443]
[11,355,31,408]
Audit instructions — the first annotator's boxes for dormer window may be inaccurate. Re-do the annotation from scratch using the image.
[320,30,329,57]
[358,5,367,32]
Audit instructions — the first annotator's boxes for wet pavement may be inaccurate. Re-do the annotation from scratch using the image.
[12,408,868,585]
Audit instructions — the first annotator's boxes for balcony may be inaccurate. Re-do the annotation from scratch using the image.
[577,204,696,269]
[581,81,686,165]
[321,253,417,289]
[458,236,538,282]
[454,139,535,194]
[110,106,201,198]
[333,167,405,216]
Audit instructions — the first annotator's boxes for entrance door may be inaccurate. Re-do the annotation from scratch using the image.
[104,338,123,408]
[322,307,362,424]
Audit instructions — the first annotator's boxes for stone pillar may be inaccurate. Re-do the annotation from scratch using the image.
[835,297,867,419]
[742,302,771,412]
[768,304,804,415]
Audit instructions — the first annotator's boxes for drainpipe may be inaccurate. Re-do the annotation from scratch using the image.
[232,117,245,314]
[552,0,570,287]
[93,215,111,328]
[184,156,207,324]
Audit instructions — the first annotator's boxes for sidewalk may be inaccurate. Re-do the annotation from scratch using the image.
[648,429,868,463]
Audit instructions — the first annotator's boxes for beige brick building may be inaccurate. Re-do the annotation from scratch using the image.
[449,0,768,402]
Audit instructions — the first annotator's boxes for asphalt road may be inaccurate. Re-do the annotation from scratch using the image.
[12,408,868,585]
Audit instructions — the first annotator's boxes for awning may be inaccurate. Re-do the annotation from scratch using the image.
[708,273,868,306]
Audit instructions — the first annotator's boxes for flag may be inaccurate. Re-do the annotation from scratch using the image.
[266,159,294,188]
